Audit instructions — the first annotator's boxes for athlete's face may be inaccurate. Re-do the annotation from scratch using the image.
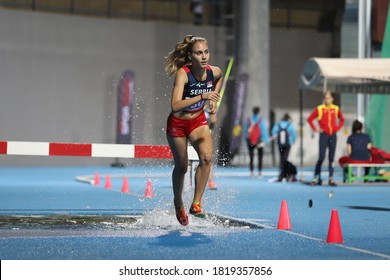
[323,92,334,106]
[189,41,209,68]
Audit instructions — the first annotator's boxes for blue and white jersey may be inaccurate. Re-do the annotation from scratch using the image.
[182,65,214,112]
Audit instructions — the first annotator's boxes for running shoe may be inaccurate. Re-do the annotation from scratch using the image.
[189,202,206,218]
[329,180,338,187]
[310,178,322,186]
[176,208,189,226]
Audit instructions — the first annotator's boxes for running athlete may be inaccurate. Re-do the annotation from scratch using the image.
[165,35,223,226]
[307,91,345,186]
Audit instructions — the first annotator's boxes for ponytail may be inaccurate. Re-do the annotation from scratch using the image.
[165,35,207,76]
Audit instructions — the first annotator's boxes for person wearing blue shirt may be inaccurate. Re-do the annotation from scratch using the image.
[244,106,270,177]
[271,113,296,181]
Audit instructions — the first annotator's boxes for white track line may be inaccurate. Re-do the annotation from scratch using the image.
[75,173,390,259]
[75,170,318,184]
[212,213,390,260]
[285,230,390,259]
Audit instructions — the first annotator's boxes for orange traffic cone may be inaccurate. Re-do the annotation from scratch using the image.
[277,200,292,230]
[207,177,218,190]
[94,172,100,186]
[326,209,344,243]
[121,177,130,193]
[144,179,154,198]
[104,174,112,189]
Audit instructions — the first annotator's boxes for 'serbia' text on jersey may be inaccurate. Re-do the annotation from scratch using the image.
[189,88,213,95]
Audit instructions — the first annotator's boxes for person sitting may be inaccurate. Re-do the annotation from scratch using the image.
[344,120,372,181]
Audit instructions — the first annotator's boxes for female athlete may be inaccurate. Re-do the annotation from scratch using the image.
[165,35,223,226]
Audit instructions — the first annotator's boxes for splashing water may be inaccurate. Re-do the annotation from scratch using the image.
[133,208,216,230]
[132,208,259,236]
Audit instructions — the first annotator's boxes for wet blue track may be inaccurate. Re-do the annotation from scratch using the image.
[0,165,389,260]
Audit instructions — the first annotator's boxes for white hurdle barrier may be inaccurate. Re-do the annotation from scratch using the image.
[0,140,199,185]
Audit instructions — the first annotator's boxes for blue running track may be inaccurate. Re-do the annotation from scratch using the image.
[0,166,389,260]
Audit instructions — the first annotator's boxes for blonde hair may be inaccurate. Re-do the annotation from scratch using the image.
[165,35,207,76]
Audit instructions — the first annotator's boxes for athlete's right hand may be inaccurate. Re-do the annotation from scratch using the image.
[204,91,220,102]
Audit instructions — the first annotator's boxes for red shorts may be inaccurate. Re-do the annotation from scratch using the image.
[166,112,208,138]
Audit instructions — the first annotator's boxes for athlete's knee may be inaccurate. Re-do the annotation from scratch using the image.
[174,160,188,174]
[199,151,212,166]
[318,153,326,161]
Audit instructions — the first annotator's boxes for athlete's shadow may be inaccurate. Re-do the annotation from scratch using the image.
[152,230,212,248]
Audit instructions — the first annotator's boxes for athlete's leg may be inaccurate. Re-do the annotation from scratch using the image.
[166,135,188,211]
[257,146,264,175]
[314,132,327,178]
[247,140,255,174]
[328,134,337,180]
[188,125,213,205]
[278,147,284,172]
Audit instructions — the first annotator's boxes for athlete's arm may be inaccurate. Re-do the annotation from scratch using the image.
[171,68,220,113]
[335,108,345,132]
[170,69,199,113]
[209,66,223,115]
[212,66,223,92]
[260,119,270,144]
[307,107,319,132]
[271,124,279,138]
[289,123,297,144]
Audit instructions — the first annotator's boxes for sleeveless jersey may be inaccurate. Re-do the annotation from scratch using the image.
[182,65,214,112]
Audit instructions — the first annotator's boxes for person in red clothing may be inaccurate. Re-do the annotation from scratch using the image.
[307,91,345,186]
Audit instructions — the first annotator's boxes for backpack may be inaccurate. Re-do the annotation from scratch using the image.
[248,117,262,145]
[277,123,290,148]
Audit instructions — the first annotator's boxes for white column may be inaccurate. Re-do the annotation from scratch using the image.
[357,0,372,123]
[238,0,270,123]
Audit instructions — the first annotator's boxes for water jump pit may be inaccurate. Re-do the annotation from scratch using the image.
[0,210,267,238]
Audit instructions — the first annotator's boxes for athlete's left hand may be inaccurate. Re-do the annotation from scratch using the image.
[209,101,217,115]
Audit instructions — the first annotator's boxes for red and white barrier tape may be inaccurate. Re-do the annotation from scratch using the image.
[0,141,199,160]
